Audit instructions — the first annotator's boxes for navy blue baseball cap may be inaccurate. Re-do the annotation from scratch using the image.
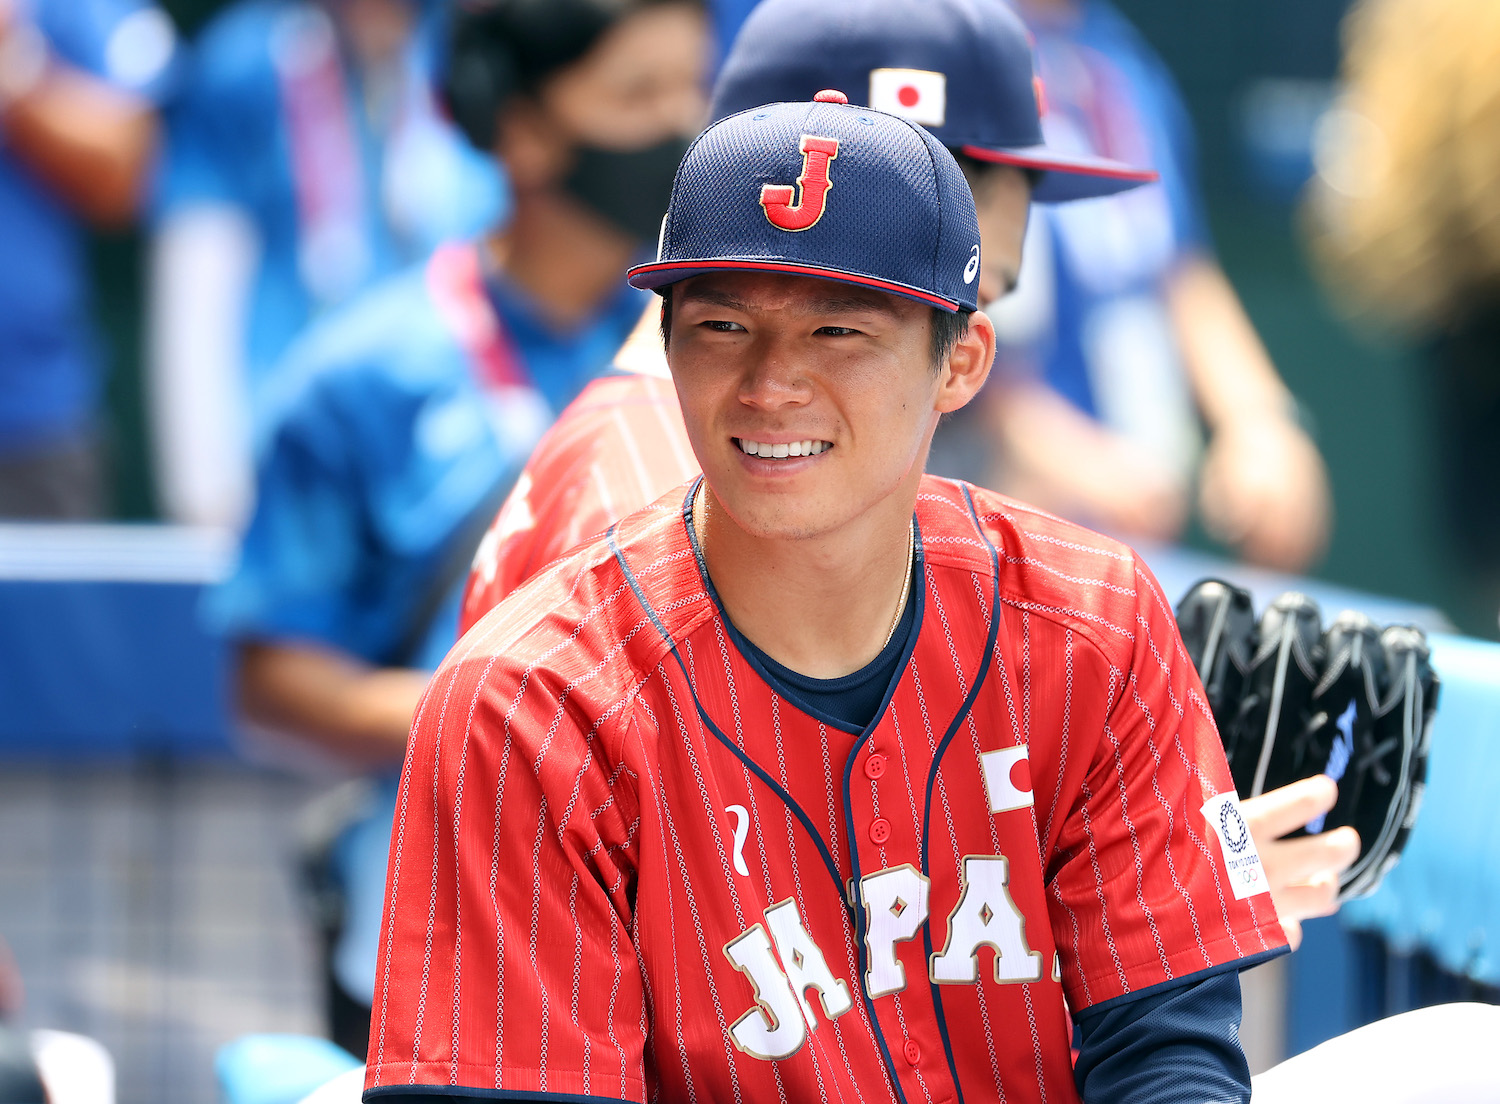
[627,92,984,312]
[711,0,1156,203]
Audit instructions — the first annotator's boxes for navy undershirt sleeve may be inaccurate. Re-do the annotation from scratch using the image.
[1072,968,1253,1104]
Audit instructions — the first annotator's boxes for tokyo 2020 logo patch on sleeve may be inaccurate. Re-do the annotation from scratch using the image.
[1201,791,1268,901]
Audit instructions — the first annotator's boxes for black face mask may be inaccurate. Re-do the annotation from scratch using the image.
[559,135,691,244]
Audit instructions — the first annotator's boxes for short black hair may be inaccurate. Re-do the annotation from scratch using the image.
[929,307,973,368]
[659,288,972,371]
[445,0,703,150]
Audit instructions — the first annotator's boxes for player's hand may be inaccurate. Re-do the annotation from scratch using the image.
[1198,414,1331,572]
[1241,775,1360,950]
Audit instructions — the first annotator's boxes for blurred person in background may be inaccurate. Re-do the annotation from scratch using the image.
[1305,0,1500,628]
[148,0,503,528]
[0,0,176,518]
[207,0,709,1057]
[0,941,42,1104]
[941,0,1333,573]
[0,935,115,1104]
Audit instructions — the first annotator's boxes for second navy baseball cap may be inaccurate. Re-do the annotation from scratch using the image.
[627,92,983,312]
[711,0,1156,203]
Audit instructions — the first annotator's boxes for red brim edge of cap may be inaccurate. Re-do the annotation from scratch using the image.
[959,144,1159,203]
[626,258,966,312]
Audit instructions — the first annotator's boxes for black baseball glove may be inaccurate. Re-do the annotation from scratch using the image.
[1175,579,1439,901]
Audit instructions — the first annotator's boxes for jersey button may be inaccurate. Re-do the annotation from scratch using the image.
[903,1039,921,1065]
[863,754,887,780]
[868,818,891,844]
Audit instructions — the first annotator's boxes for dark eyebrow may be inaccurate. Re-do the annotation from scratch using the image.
[677,284,902,318]
[676,286,752,311]
[802,293,903,317]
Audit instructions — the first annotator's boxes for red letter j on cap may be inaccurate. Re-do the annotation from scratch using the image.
[761,135,840,232]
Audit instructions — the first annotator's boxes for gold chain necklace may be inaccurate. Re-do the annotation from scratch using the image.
[691,482,915,652]
[883,519,915,650]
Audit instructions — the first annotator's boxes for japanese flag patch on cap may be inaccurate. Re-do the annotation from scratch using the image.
[869,68,947,128]
[711,0,1159,203]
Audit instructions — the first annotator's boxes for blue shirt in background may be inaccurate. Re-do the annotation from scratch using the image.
[998,0,1209,477]
[155,0,503,408]
[0,0,176,454]
[208,245,645,671]
[207,243,644,1005]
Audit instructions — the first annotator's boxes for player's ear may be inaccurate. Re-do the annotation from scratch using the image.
[934,310,995,414]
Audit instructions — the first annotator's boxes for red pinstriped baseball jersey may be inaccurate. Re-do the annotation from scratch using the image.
[461,373,697,636]
[372,476,1284,1104]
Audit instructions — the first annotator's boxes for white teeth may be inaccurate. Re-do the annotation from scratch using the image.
[737,438,831,457]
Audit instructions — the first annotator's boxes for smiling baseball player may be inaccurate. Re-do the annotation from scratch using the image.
[366,86,1284,1104]
[456,0,1361,955]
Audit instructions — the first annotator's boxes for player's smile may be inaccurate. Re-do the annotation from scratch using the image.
[727,434,835,480]
[733,437,832,458]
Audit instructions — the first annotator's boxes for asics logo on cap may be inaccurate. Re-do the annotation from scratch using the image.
[760,134,840,232]
[869,68,947,127]
[963,245,980,284]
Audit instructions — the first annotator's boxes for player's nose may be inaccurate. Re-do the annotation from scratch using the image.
[735,339,813,410]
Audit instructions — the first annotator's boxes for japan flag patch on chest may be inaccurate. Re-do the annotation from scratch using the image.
[869,68,947,128]
[979,745,1034,814]
[1202,791,1269,901]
